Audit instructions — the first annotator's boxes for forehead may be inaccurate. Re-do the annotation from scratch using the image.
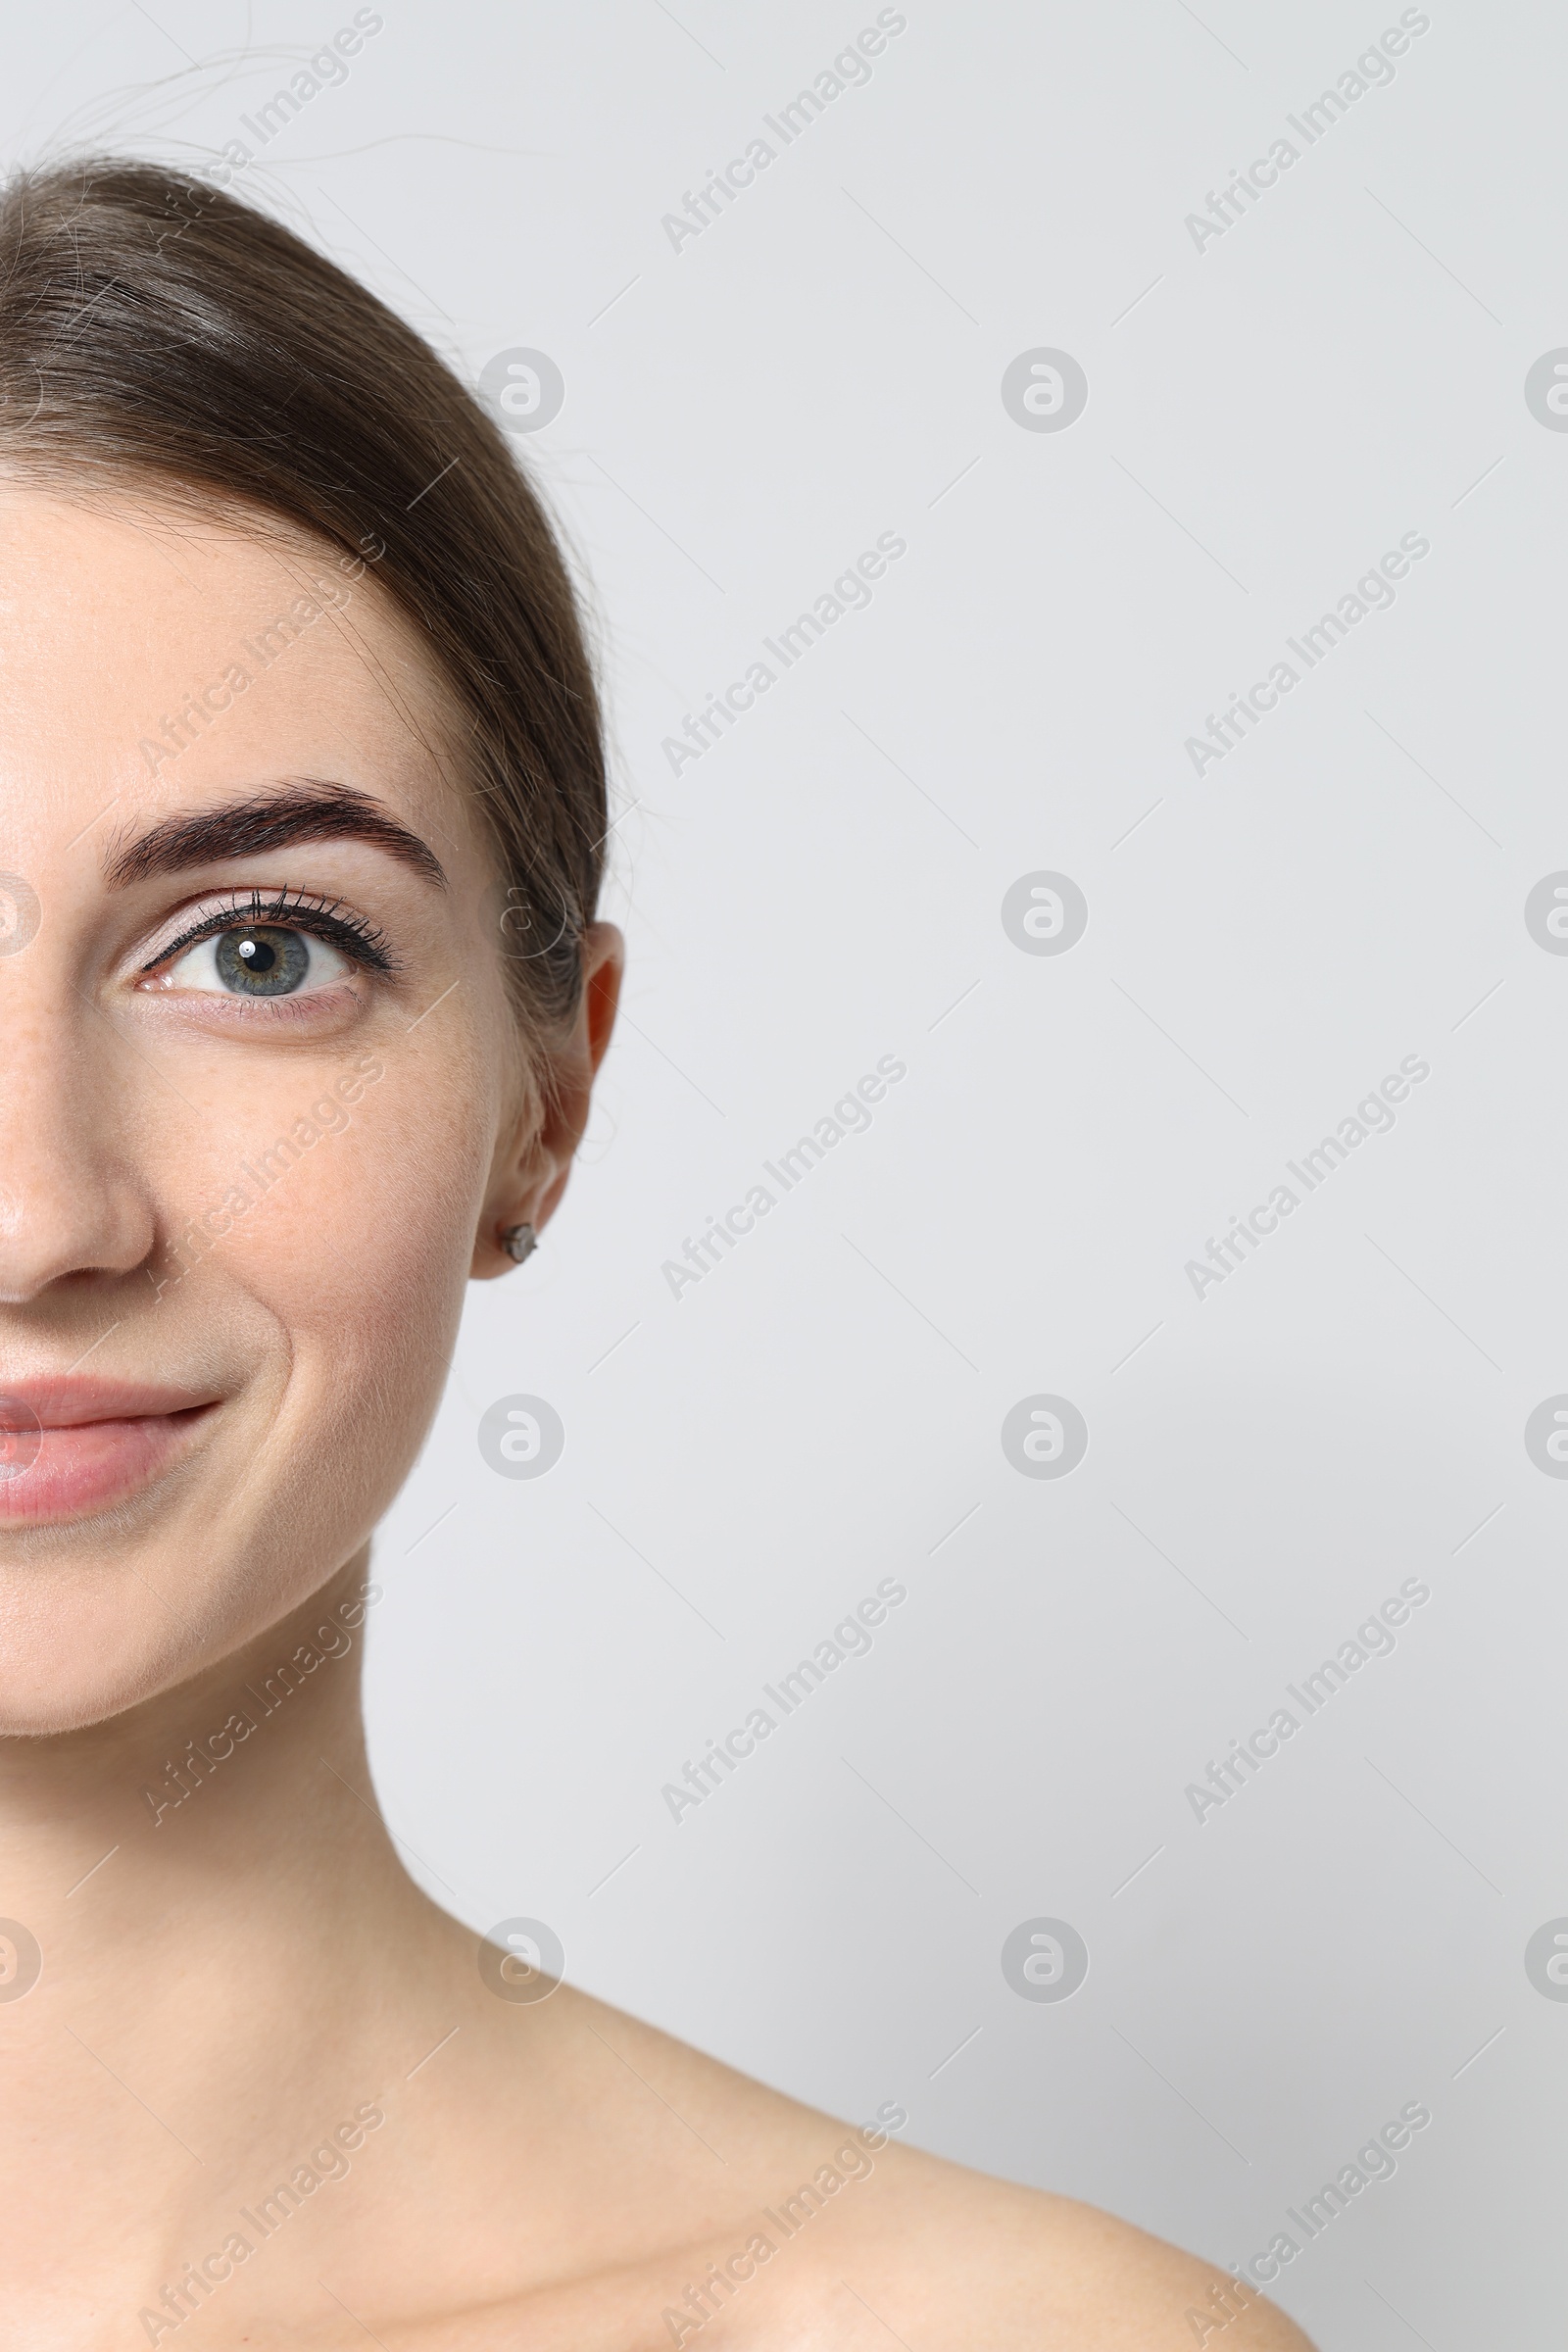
[0,482,480,870]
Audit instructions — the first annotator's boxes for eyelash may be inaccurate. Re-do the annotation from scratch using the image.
[141,889,398,980]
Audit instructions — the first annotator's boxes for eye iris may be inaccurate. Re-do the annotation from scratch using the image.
[215,925,310,996]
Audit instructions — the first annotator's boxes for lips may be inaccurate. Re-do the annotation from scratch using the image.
[0,1381,220,1524]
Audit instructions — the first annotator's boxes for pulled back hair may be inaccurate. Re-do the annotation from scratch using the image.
[0,156,605,1039]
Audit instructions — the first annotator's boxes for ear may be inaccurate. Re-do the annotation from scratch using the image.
[471,921,623,1279]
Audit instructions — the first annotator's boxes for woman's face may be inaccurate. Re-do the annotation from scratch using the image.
[0,484,613,1735]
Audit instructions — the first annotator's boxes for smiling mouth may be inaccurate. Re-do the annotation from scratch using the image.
[0,1384,220,1525]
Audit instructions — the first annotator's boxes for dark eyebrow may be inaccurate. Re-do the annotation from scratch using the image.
[103,783,448,890]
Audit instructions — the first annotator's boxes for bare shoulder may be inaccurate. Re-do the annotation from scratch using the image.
[529,1985,1315,2349]
[390,1960,1317,2352]
[773,2135,1322,2351]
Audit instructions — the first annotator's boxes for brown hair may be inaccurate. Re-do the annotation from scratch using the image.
[0,155,606,1039]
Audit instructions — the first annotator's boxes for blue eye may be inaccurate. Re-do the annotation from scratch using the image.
[168,923,351,998]
[218,925,308,994]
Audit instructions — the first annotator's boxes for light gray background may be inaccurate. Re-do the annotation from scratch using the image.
[12,2,1566,2341]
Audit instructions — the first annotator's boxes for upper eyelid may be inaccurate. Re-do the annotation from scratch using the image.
[137,892,397,974]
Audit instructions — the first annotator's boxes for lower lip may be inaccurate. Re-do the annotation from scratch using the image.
[0,1406,217,1525]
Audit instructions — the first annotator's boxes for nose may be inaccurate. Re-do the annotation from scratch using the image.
[0,990,158,1303]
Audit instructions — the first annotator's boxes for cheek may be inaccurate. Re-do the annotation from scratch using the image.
[0,1048,494,1734]
[201,1069,485,1618]
[211,1054,490,1467]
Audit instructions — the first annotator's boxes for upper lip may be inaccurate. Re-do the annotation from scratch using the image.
[0,1380,219,1428]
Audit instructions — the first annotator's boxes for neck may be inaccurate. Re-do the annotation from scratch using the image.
[0,1550,432,2303]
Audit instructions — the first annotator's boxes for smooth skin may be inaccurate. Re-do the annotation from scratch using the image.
[0,486,1315,2351]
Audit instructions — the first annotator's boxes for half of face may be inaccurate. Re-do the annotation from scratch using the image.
[0,483,592,1734]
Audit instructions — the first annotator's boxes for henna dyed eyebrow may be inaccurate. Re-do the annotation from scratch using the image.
[104,783,448,890]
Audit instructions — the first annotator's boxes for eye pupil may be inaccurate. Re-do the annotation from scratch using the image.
[217,924,308,996]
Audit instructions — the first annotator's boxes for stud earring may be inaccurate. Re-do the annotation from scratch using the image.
[500,1222,537,1264]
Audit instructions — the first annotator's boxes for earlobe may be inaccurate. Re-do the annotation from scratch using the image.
[471,1208,541,1282]
[471,922,622,1283]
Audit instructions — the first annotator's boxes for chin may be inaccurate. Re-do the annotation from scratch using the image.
[0,1636,264,1742]
[0,1537,267,1738]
